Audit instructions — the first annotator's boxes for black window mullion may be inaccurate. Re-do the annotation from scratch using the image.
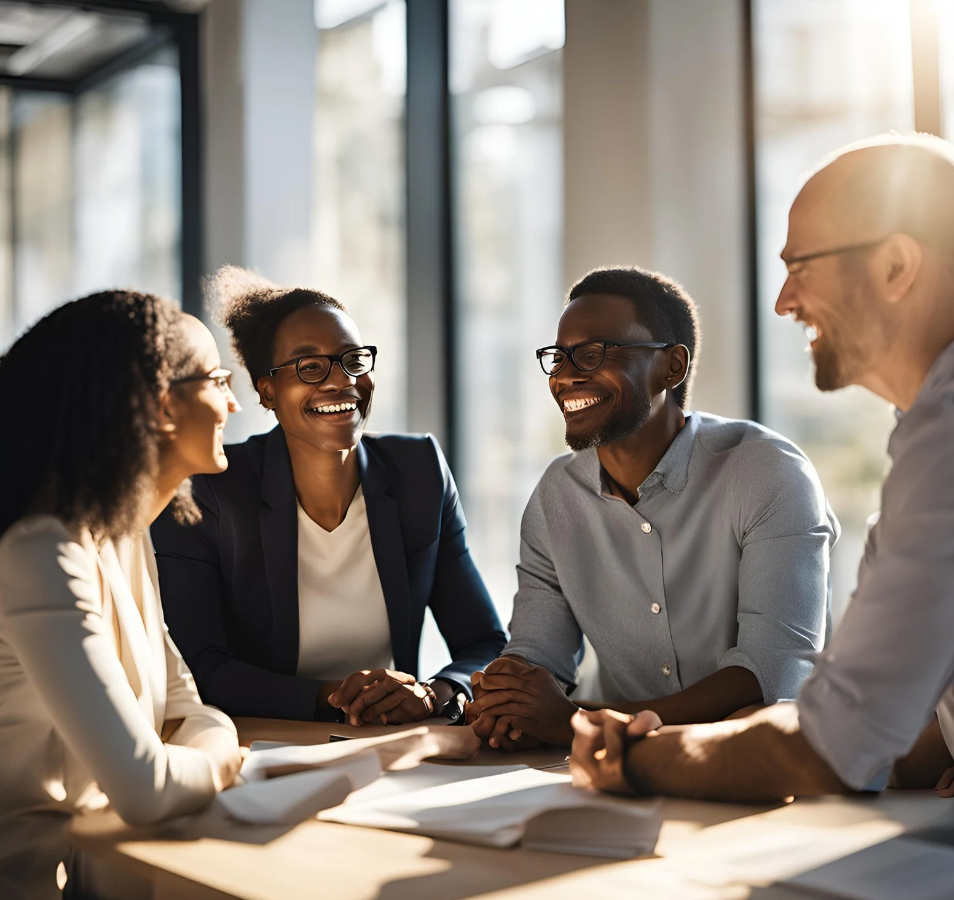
[405,0,455,466]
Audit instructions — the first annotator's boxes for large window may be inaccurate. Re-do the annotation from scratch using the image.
[312,0,407,433]
[0,46,182,350]
[450,0,565,624]
[753,0,915,620]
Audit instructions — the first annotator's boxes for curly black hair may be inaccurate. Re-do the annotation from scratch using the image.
[568,266,700,409]
[207,266,346,389]
[0,290,190,541]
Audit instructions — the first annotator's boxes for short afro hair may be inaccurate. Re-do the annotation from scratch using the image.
[208,265,346,387]
[567,266,700,408]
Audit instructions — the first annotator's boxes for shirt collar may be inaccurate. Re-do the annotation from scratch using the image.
[916,339,954,405]
[570,412,699,498]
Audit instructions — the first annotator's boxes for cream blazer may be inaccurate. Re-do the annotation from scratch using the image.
[0,515,238,900]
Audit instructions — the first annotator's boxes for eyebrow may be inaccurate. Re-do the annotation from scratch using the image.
[285,343,359,357]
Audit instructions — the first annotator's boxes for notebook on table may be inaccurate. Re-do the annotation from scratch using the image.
[321,765,661,859]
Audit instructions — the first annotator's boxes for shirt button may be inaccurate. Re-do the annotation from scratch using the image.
[641,522,652,533]
[661,663,672,676]
[651,603,661,614]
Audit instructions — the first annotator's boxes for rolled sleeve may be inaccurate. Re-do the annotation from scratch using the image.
[504,486,584,687]
[798,396,954,790]
[722,444,838,704]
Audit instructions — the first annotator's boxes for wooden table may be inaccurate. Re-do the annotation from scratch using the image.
[70,718,954,899]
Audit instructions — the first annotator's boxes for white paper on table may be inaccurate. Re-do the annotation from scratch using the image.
[341,762,529,806]
[320,766,661,858]
[217,743,383,825]
[238,738,394,783]
[783,836,954,900]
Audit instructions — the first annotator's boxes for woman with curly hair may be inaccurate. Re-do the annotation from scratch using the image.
[0,292,243,899]
[153,267,506,726]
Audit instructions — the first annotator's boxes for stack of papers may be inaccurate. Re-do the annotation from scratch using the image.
[321,765,661,859]
[218,741,660,858]
[217,741,383,825]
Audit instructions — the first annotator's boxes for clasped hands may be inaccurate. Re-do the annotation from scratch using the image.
[326,668,438,727]
[465,657,580,749]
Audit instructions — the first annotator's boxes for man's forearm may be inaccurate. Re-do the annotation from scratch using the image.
[624,704,848,802]
[581,665,764,725]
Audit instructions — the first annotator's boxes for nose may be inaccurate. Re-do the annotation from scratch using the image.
[775,275,798,318]
[551,363,589,396]
[321,360,357,390]
[225,385,242,414]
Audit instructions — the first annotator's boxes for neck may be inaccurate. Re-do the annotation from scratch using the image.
[860,328,954,411]
[285,432,361,531]
[596,397,685,502]
[149,448,188,526]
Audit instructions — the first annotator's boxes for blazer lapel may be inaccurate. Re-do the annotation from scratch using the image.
[359,441,412,673]
[260,426,301,675]
[96,539,158,729]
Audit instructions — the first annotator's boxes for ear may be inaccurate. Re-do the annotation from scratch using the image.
[256,375,276,410]
[662,344,690,391]
[155,388,178,436]
[879,233,922,305]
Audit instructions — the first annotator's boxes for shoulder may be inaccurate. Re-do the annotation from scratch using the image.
[0,515,96,611]
[362,432,446,478]
[193,429,273,501]
[525,450,589,512]
[692,412,820,486]
[222,429,271,475]
[0,514,80,562]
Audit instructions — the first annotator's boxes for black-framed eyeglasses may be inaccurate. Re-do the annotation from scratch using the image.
[784,236,889,271]
[269,346,378,384]
[536,340,673,376]
[171,368,234,393]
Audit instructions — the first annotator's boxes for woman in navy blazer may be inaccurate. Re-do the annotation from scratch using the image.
[153,267,506,723]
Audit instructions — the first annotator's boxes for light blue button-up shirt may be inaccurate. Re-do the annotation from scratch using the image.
[799,340,954,790]
[505,412,839,706]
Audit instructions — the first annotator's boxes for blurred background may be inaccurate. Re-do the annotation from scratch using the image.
[0,0,948,676]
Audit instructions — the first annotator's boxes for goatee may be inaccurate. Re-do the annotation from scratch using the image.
[565,400,651,451]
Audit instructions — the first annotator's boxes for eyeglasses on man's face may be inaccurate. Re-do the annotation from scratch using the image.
[536,340,673,376]
[782,236,889,275]
[269,346,378,384]
[171,368,234,394]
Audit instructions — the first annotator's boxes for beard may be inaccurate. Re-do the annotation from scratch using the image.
[565,392,652,451]
[812,336,852,392]
[812,261,882,392]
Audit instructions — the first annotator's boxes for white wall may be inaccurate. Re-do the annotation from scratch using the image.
[203,0,317,442]
[564,0,749,419]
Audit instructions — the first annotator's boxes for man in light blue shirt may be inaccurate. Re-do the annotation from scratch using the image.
[469,267,838,748]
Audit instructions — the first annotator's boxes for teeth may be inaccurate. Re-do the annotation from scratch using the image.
[309,402,357,414]
[804,324,819,343]
[563,396,604,413]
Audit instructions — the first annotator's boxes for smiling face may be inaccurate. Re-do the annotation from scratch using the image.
[166,317,239,475]
[776,162,890,392]
[258,304,373,453]
[551,294,666,451]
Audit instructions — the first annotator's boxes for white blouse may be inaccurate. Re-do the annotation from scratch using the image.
[0,515,238,900]
[296,487,393,680]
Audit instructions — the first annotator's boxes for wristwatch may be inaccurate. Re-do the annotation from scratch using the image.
[424,680,468,725]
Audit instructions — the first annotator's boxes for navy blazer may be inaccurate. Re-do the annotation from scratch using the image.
[152,427,506,721]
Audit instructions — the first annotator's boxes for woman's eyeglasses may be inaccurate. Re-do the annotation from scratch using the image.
[269,346,377,384]
[171,368,234,393]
